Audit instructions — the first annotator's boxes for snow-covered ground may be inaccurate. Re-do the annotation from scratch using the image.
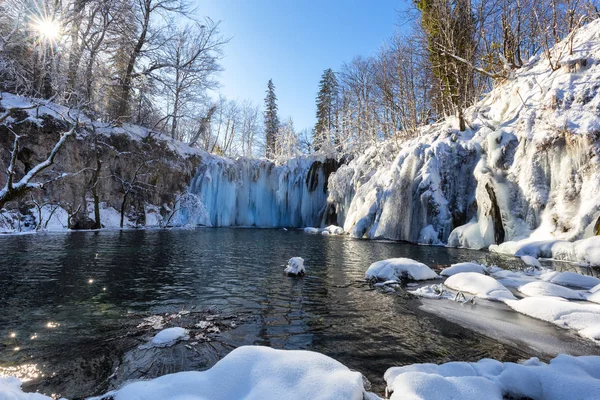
[403,257,600,343]
[91,346,372,400]
[4,346,600,400]
[384,354,600,400]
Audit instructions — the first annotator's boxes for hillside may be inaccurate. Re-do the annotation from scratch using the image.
[326,19,600,261]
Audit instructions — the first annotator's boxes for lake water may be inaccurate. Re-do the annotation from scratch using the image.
[0,229,596,398]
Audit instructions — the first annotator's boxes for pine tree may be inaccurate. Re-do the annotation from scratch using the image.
[264,79,279,158]
[313,68,338,151]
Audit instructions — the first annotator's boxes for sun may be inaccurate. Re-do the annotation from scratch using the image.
[32,16,61,43]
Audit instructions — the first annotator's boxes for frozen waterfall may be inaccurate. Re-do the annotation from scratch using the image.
[188,157,339,228]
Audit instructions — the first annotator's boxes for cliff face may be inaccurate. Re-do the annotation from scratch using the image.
[327,20,600,249]
[0,102,205,231]
[0,97,340,231]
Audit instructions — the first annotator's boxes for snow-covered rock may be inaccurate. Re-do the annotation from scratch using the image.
[365,258,439,282]
[93,346,370,400]
[540,271,600,290]
[149,327,189,347]
[304,227,320,234]
[520,255,542,269]
[506,297,600,340]
[518,281,584,300]
[323,225,344,235]
[440,262,487,277]
[444,272,516,301]
[284,257,305,275]
[384,354,600,400]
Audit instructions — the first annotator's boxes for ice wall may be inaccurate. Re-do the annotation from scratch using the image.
[326,20,600,248]
[189,156,338,228]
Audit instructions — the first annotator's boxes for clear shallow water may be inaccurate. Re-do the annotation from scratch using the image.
[0,229,594,398]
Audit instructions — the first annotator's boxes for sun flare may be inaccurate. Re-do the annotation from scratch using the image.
[32,16,61,42]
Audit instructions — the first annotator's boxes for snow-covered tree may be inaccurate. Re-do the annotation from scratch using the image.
[264,79,279,158]
[313,68,339,151]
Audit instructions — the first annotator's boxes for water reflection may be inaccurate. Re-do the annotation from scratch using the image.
[0,229,590,397]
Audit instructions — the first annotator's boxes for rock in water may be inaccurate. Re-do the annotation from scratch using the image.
[284,257,305,276]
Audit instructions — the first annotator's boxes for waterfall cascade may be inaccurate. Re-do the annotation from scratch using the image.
[188,156,339,228]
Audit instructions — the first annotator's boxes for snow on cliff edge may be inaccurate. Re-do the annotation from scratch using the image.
[327,19,600,253]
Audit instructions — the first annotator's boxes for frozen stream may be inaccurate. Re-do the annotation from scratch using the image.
[0,229,597,398]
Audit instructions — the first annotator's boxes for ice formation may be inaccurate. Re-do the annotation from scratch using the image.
[188,157,339,228]
[323,20,600,255]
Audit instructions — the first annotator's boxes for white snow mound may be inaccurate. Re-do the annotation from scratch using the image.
[384,354,600,400]
[93,346,369,400]
[440,262,487,277]
[518,281,584,300]
[365,258,438,281]
[150,327,189,347]
[540,271,600,290]
[444,272,516,301]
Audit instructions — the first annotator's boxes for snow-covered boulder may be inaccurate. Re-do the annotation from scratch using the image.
[323,225,344,235]
[506,297,600,340]
[384,355,600,400]
[93,346,370,400]
[284,257,305,276]
[444,272,515,301]
[365,258,438,282]
[518,281,584,300]
[440,262,487,277]
[150,327,189,347]
[520,255,542,269]
[540,271,600,290]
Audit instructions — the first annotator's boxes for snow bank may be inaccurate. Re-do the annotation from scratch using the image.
[384,354,600,400]
[506,297,600,340]
[149,327,189,347]
[492,237,600,267]
[444,272,515,301]
[518,281,584,300]
[93,346,369,400]
[284,257,305,275]
[0,377,52,400]
[440,262,487,277]
[365,258,438,282]
[540,271,600,290]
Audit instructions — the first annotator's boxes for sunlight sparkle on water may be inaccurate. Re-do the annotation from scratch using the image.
[0,364,43,382]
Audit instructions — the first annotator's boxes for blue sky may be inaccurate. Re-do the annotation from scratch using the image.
[197,0,413,132]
